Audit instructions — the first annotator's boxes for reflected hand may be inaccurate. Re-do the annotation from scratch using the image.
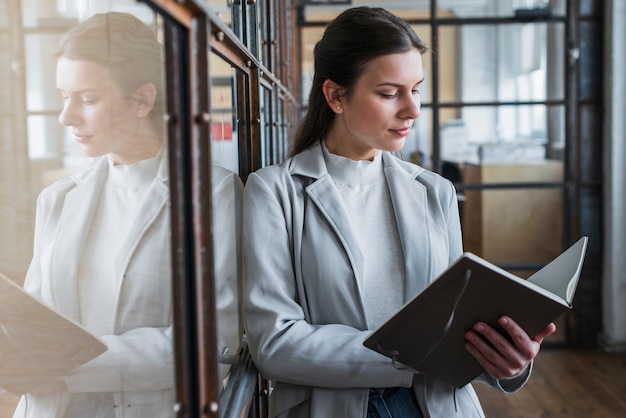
[464,316,556,379]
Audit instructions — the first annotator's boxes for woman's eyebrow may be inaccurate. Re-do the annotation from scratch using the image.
[57,88,100,95]
[376,77,425,88]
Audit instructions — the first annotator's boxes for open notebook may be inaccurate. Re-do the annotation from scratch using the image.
[0,272,107,395]
[364,236,588,388]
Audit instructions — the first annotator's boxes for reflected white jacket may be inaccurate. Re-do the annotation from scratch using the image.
[15,153,174,418]
[243,141,530,418]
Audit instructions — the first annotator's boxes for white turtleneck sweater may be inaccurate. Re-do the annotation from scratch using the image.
[322,143,406,328]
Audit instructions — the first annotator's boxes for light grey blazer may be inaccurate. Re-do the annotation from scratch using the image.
[242,141,530,418]
[15,153,174,418]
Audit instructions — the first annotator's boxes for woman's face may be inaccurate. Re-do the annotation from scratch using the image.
[56,57,141,163]
[325,50,424,161]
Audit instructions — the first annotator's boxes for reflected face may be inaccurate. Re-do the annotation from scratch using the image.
[56,57,139,160]
[325,50,424,161]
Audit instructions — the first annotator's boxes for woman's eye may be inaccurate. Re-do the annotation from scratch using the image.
[412,89,421,95]
[82,99,98,105]
[381,93,398,99]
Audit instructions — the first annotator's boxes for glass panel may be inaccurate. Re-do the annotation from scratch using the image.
[444,0,563,18]
[27,114,60,159]
[208,0,232,26]
[281,98,290,159]
[212,165,243,389]
[461,164,564,265]
[445,23,565,103]
[24,33,63,112]
[210,53,239,173]
[1,1,176,416]
[461,104,560,162]
[436,24,460,102]
[0,1,7,27]
[260,85,272,166]
[301,1,564,20]
[404,103,564,171]
[300,26,324,104]
[245,0,260,57]
[21,0,75,27]
[256,0,270,67]
[209,52,243,387]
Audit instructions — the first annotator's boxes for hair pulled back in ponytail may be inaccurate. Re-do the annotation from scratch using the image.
[290,7,428,156]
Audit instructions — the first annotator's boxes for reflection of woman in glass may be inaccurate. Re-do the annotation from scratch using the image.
[16,12,174,417]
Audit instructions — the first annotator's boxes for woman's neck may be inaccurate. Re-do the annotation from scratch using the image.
[324,124,380,162]
[109,137,162,166]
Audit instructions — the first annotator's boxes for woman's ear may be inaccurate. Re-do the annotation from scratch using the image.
[133,82,157,118]
[322,79,344,114]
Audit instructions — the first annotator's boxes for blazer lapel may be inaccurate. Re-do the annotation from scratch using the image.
[305,175,365,283]
[292,143,366,300]
[114,151,169,279]
[113,180,169,277]
[49,160,107,321]
[382,154,432,302]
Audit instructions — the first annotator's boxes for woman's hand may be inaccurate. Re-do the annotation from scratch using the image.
[464,316,556,379]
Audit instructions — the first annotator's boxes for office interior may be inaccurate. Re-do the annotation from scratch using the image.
[0,0,624,416]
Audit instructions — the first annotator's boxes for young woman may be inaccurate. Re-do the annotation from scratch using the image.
[15,12,174,418]
[242,7,555,418]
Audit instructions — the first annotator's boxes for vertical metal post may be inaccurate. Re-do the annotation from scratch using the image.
[189,13,220,417]
[162,18,200,418]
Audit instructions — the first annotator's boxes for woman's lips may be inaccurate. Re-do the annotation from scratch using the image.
[391,127,411,137]
[73,133,90,143]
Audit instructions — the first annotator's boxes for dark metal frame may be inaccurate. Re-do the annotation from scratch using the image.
[138,1,297,417]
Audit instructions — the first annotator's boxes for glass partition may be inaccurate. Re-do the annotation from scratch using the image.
[452,22,565,104]
[260,85,272,165]
[209,51,243,387]
[462,161,564,273]
[208,0,232,26]
[437,0,565,18]
[210,53,239,173]
[1,1,176,416]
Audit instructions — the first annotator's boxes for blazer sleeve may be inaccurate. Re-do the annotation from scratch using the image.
[62,326,174,393]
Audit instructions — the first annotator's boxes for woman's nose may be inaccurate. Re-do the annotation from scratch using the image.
[402,95,421,120]
[58,100,80,127]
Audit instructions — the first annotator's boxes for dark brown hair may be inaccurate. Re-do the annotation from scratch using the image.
[289,7,428,156]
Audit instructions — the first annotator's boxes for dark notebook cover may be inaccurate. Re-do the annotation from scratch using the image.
[363,236,588,388]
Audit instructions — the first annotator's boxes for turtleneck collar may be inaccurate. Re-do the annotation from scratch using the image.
[106,148,162,190]
[322,140,383,186]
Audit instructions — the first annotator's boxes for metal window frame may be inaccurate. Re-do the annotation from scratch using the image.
[139,1,296,417]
